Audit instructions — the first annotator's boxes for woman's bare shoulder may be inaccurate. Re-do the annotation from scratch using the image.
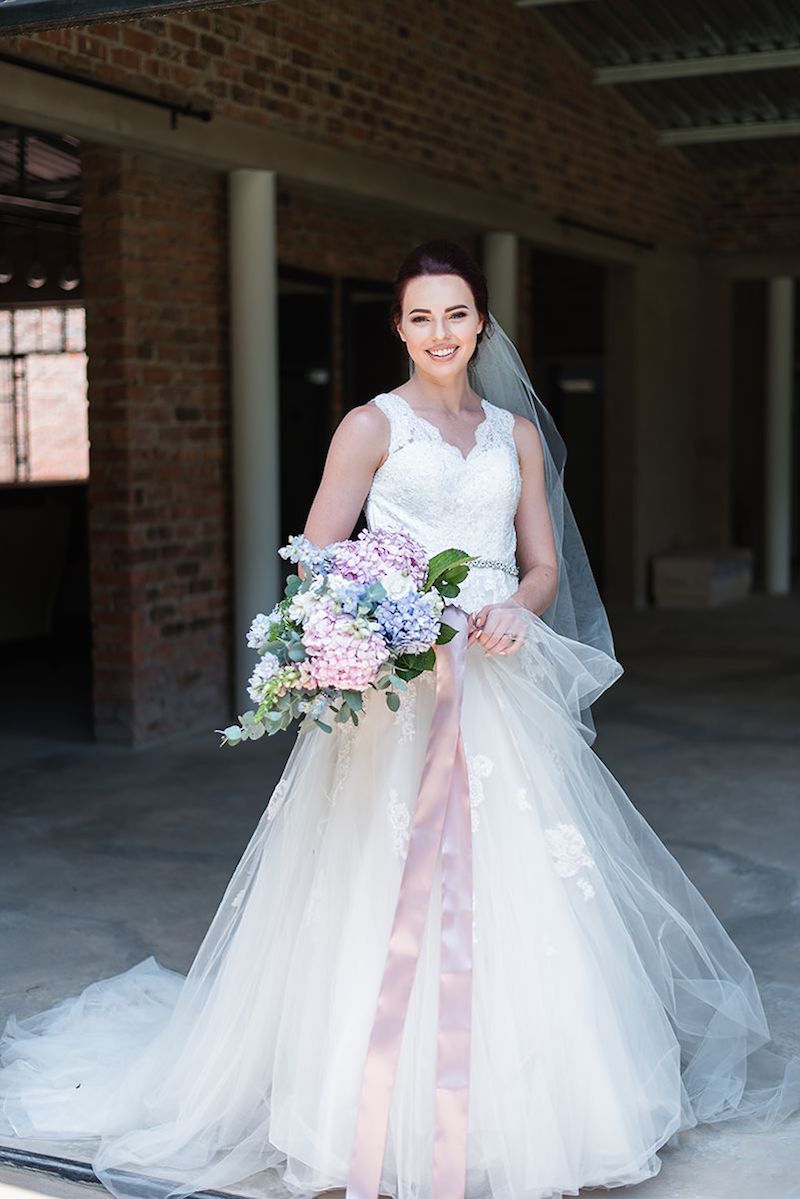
[328,399,390,467]
[510,411,543,456]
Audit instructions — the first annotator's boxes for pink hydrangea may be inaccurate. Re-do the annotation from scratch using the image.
[303,605,390,690]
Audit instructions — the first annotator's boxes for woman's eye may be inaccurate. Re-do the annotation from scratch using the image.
[411,312,467,323]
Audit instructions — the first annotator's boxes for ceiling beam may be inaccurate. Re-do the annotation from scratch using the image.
[659,118,800,146]
[597,47,800,84]
[515,0,595,8]
[0,0,259,34]
[0,57,651,264]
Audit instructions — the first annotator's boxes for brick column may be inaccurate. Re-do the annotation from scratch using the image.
[81,144,231,745]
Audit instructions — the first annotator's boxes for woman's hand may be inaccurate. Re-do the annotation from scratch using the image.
[467,598,528,656]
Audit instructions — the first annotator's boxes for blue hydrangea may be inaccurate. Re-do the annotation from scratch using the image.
[375,590,441,655]
[326,575,369,616]
[278,534,331,572]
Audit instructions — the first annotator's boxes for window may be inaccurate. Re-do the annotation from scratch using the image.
[0,306,87,484]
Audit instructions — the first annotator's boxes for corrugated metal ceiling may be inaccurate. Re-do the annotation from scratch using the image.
[516,0,800,169]
[0,125,81,218]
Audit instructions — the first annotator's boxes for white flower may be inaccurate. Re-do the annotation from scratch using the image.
[325,571,355,597]
[378,569,415,600]
[247,609,281,649]
[247,653,281,701]
[288,589,322,623]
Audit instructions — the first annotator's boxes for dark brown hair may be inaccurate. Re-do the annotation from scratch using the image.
[388,239,494,365]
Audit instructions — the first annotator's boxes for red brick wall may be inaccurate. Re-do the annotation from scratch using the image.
[10,0,708,249]
[704,165,800,253]
[82,143,230,744]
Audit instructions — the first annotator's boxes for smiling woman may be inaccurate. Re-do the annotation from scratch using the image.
[0,239,798,1199]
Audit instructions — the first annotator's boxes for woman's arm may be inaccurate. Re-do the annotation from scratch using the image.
[467,414,559,652]
[510,413,559,616]
[300,402,389,552]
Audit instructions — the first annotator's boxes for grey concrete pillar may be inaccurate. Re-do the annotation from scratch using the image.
[764,277,795,595]
[228,169,281,708]
[483,232,519,342]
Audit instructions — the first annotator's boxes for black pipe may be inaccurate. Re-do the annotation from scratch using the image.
[556,214,655,252]
[0,51,213,128]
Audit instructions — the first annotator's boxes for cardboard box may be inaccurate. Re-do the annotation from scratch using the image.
[651,549,753,609]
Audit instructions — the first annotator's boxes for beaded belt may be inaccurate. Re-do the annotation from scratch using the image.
[469,557,519,578]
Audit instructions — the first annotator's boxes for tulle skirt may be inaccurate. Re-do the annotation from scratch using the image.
[1,608,799,1199]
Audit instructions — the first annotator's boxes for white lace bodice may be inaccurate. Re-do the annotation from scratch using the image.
[365,391,522,612]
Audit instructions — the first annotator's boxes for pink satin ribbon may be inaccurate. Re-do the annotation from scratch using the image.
[345,604,473,1199]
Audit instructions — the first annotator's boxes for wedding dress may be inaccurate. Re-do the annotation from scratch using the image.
[1,390,798,1199]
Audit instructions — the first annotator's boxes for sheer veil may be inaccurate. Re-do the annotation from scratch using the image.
[407,309,622,743]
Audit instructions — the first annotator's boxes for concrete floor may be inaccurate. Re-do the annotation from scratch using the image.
[0,593,798,1199]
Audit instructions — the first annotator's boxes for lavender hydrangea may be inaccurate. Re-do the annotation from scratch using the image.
[328,528,427,588]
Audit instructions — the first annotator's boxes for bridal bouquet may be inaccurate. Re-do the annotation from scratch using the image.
[216,529,473,744]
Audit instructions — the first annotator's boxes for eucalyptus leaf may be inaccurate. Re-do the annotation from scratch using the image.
[314,719,333,733]
[385,691,401,712]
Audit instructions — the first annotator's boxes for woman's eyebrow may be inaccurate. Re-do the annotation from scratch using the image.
[408,305,469,314]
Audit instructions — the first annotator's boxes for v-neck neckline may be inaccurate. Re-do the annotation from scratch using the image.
[385,392,490,463]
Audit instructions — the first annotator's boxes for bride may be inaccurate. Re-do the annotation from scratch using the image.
[1,239,798,1199]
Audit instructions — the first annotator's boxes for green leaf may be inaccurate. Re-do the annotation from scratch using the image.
[385,691,401,711]
[404,647,436,673]
[436,621,457,644]
[284,573,302,598]
[424,548,474,590]
[314,718,333,733]
[439,581,460,598]
[446,566,469,584]
[343,690,364,711]
[351,710,360,726]
[287,643,307,662]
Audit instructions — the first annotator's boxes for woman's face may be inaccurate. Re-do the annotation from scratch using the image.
[396,273,484,382]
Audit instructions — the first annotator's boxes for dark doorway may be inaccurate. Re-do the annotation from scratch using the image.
[342,278,408,412]
[528,248,606,591]
[277,267,333,548]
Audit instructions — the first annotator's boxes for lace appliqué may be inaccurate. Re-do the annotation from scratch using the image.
[543,821,597,901]
[329,719,357,810]
[394,681,418,745]
[541,733,565,775]
[266,777,290,823]
[305,862,329,928]
[467,752,494,832]
[386,787,410,862]
[516,786,533,812]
